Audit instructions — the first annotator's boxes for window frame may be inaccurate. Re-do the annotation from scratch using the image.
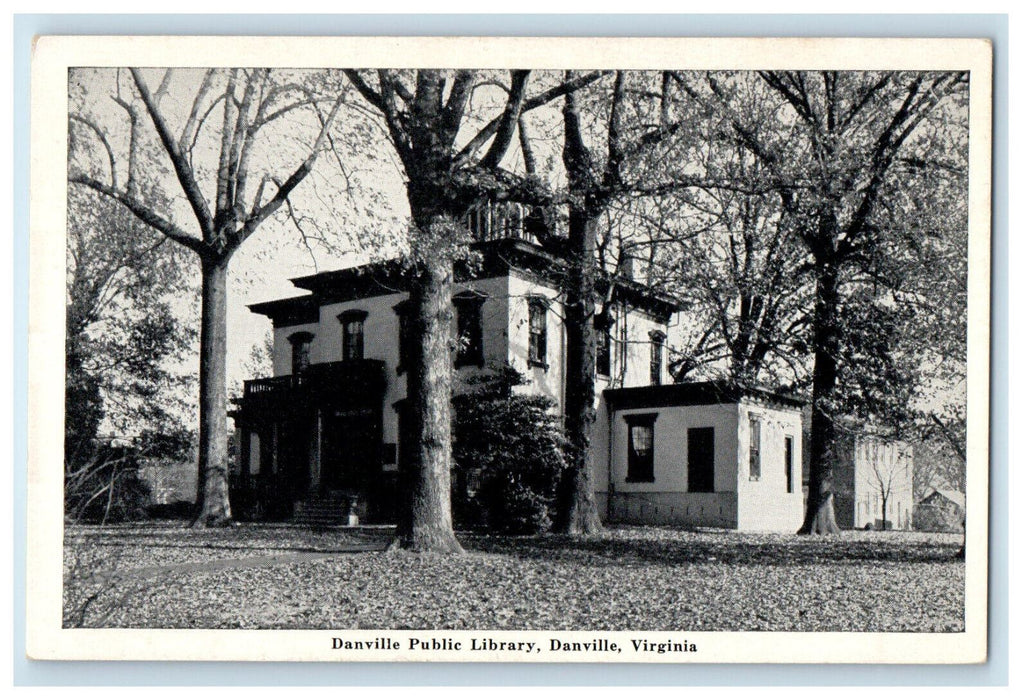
[527,296,549,370]
[337,309,368,362]
[393,300,411,374]
[287,331,314,375]
[649,330,666,386]
[624,412,658,483]
[595,313,613,378]
[454,290,486,368]
[749,413,762,481]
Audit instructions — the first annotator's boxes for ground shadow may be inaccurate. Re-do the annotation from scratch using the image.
[460,529,963,568]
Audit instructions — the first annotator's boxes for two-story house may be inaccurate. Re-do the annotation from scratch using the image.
[231,204,805,531]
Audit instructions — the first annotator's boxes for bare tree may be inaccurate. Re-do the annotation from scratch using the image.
[863,440,911,531]
[539,71,693,534]
[69,68,350,526]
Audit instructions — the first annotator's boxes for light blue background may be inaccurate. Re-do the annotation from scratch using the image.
[12,13,1008,686]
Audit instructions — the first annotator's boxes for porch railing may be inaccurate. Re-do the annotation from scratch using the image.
[243,359,386,403]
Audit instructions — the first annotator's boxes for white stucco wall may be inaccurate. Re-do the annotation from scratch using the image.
[269,278,516,454]
[851,439,914,529]
[605,403,740,528]
[260,266,676,518]
[505,272,566,409]
[603,400,804,531]
[733,401,805,532]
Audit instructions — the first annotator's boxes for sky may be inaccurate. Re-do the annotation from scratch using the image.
[67,66,970,433]
[68,67,415,402]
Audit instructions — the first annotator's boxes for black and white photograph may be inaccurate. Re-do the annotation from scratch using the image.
[26,35,992,663]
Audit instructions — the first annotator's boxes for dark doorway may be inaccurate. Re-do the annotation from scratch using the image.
[687,427,715,492]
[321,407,381,493]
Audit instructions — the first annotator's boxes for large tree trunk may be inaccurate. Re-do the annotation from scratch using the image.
[798,260,842,535]
[555,208,604,535]
[390,202,463,553]
[193,257,232,527]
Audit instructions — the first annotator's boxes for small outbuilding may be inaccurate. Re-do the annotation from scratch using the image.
[914,488,965,533]
[601,381,805,532]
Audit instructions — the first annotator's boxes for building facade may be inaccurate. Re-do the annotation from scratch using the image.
[232,219,805,531]
[831,434,915,530]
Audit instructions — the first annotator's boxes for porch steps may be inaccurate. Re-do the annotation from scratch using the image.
[293,496,355,527]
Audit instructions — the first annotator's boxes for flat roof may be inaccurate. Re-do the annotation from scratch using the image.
[249,237,683,326]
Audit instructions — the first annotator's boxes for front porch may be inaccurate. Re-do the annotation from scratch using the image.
[230,359,398,524]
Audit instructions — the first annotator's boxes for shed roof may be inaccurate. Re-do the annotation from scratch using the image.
[603,380,806,411]
[920,488,965,510]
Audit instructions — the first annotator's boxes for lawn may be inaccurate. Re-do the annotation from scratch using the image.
[64,523,964,632]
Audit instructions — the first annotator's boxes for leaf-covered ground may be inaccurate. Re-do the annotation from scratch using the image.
[64,524,964,632]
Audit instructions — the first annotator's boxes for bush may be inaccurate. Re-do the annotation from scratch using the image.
[65,443,152,524]
[452,366,566,534]
[478,481,553,535]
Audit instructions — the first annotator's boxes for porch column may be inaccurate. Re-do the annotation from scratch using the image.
[310,409,322,490]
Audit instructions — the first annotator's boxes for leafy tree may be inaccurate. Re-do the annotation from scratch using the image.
[65,182,196,467]
[640,102,812,390]
[69,68,351,526]
[672,70,968,534]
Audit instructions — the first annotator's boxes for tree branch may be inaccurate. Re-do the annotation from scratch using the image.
[128,68,215,240]
[480,70,531,170]
[69,175,210,258]
[235,89,347,247]
[455,70,607,167]
[68,115,119,191]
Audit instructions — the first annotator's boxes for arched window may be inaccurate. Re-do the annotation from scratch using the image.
[649,330,666,386]
[595,313,613,377]
[288,331,314,374]
[454,290,486,368]
[528,297,549,369]
[337,309,368,361]
[394,301,411,374]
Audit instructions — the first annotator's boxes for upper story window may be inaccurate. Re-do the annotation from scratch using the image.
[749,414,762,480]
[625,413,658,483]
[595,313,613,377]
[288,331,314,375]
[649,330,666,385]
[394,301,411,374]
[454,291,485,368]
[528,297,548,369]
[337,309,368,361]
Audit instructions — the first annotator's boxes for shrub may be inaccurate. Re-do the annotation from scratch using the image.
[65,443,152,524]
[452,366,566,534]
[478,481,553,535]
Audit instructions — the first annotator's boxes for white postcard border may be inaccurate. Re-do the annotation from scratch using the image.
[26,34,993,664]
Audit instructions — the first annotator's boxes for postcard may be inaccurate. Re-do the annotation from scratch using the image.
[27,35,991,663]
